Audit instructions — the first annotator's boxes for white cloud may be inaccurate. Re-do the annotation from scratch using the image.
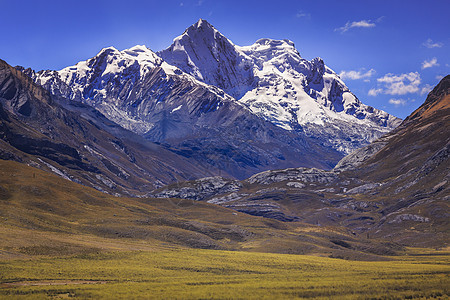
[420,84,433,95]
[335,20,376,33]
[296,11,310,19]
[368,88,383,96]
[421,57,439,69]
[369,72,436,98]
[423,39,443,48]
[389,99,407,106]
[339,69,375,80]
[436,75,444,81]
[377,72,421,95]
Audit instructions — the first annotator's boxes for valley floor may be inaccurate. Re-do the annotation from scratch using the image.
[0,159,448,298]
[0,248,448,299]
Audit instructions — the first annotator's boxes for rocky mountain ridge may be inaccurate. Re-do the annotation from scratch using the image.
[150,75,450,247]
[160,19,402,154]
[22,19,401,180]
[0,59,223,195]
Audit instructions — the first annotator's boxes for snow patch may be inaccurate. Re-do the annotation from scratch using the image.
[171,105,183,113]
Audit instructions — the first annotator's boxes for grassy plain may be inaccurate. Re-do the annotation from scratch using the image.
[0,249,449,299]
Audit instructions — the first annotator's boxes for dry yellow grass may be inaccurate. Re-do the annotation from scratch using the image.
[0,249,448,299]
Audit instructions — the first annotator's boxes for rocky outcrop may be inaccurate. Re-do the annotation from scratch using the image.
[150,177,242,201]
[246,168,338,185]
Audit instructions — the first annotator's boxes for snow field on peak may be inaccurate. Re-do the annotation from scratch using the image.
[237,45,347,127]
[161,20,397,135]
[158,19,400,136]
[32,19,401,157]
[50,42,235,106]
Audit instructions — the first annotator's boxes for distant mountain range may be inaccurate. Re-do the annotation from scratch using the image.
[21,19,400,179]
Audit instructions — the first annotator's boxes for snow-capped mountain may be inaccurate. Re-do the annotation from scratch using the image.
[158,19,254,99]
[0,58,223,195]
[28,42,341,179]
[32,44,235,139]
[160,19,401,154]
[25,19,400,178]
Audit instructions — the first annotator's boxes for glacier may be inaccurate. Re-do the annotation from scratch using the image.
[159,19,401,154]
[23,19,402,178]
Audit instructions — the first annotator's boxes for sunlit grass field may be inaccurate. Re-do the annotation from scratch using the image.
[1,249,448,299]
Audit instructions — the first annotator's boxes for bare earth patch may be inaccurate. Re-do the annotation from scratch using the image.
[1,280,108,288]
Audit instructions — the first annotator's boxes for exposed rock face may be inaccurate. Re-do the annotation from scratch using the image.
[151,76,450,248]
[246,168,338,185]
[150,177,242,201]
[333,138,389,172]
[0,59,221,195]
[388,214,430,224]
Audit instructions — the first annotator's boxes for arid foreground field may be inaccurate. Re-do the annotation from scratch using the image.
[0,248,449,299]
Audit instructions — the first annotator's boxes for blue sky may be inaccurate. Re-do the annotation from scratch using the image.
[1,0,448,119]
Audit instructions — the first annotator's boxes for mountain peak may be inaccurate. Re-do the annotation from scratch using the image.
[423,75,450,107]
[97,46,120,56]
[254,38,296,49]
[127,44,149,52]
[181,18,219,40]
[238,38,301,61]
[194,18,211,29]
[158,19,252,98]
[405,75,450,122]
[164,19,228,54]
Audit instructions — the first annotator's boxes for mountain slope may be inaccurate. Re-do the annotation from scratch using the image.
[151,76,450,248]
[0,159,402,260]
[0,59,221,195]
[159,19,401,154]
[26,44,342,179]
[334,75,450,245]
[337,75,450,182]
